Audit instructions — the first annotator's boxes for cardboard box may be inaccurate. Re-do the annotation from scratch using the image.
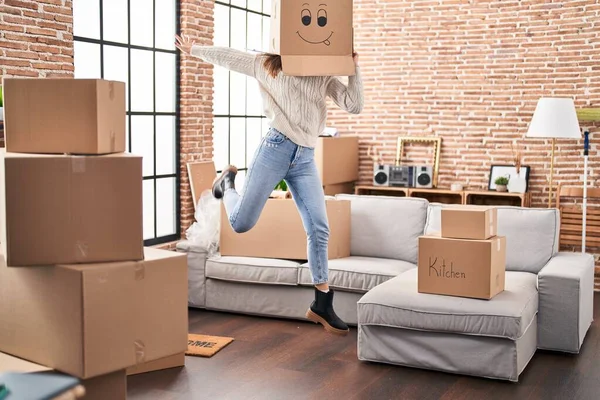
[441,206,497,240]
[0,353,126,400]
[323,182,355,196]
[269,0,354,76]
[126,352,185,376]
[418,234,506,300]
[2,78,126,154]
[315,136,359,185]
[187,161,217,211]
[0,248,188,379]
[2,152,143,266]
[220,199,350,260]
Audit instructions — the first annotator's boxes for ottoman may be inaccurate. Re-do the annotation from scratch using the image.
[357,269,539,382]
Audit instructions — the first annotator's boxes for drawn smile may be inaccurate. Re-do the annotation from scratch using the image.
[296,31,334,46]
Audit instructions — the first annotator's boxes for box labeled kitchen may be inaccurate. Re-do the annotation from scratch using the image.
[220,198,350,260]
[270,0,355,76]
[441,206,497,240]
[2,78,126,155]
[2,152,143,266]
[418,233,506,300]
[315,136,359,186]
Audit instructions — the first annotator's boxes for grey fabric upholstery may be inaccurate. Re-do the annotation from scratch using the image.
[335,194,428,263]
[205,279,363,325]
[205,256,300,286]
[358,316,537,382]
[298,256,416,293]
[537,252,595,353]
[358,269,538,340]
[176,240,207,308]
[425,205,560,273]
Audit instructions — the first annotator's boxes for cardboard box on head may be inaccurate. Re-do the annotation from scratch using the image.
[270,0,355,76]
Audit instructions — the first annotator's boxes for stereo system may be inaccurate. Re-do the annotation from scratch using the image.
[373,164,434,189]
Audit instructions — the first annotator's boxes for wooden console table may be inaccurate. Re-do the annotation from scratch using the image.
[355,186,531,207]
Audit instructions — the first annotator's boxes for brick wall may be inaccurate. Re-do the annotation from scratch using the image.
[329,0,600,209]
[178,0,214,235]
[0,0,74,147]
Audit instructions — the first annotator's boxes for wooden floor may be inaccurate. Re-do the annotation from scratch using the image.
[128,294,600,400]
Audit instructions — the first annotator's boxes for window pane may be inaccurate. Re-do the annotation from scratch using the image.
[262,16,270,52]
[213,117,229,170]
[247,12,262,52]
[214,4,230,48]
[230,9,247,50]
[73,42,101,79]
[230,72,246,115]
[231,0,246,8]
[126,115,130,152]
[246,118,262,164]
[73,0,99,39]
[248,0,262,14]
[156,178,176,237]
[156,116,175,175]
[131,49,154,112]
[235,170,246,192]
[102,0,128,44]
[131,0,154,47]
[230,118,246,169]
[246,77,262,116]
[262,118,269,137]
[131,116,155,177]
[213,66,229,115]
[155,0,175,50]
[143,179,155,240]
[263,0,272,15]
[103,45,129,109]
[155,52,176,113]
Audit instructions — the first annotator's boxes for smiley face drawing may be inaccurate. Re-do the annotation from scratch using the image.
[296,3,333,46]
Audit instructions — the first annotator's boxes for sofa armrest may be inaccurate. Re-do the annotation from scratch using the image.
[176,240,208,308]
[537,252,595,353]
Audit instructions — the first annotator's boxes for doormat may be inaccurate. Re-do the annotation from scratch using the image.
[186,334,234,358]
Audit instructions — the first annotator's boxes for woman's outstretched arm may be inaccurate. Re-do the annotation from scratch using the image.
[176,34,257,77]
[326,56,364,114]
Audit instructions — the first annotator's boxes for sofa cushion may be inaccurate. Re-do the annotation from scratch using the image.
[335,194,429,263]
[205,256,300,286]
[358,268,538,340]
[425,205,559,274]
[298,256,416,293]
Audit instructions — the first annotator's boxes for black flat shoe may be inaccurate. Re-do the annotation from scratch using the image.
[306,288,349,336]
[212,165,238,199]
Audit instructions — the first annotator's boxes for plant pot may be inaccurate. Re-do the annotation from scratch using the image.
[496,184,508,192]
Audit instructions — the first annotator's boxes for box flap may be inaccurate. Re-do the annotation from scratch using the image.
[187,161,217,211]
[281,55,355,76]
[0,352,52,373]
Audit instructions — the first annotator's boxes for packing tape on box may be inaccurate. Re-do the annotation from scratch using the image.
[75,241,89,260]
[134,340,146,363]
[71,157,86,173]
[109,81,115,100]
[134,263,145,281]
[110,130,116,152]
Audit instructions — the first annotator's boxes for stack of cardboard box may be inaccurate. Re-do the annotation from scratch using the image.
[316,136,359,196]
[0,78,188,399]
[418,206,506,300]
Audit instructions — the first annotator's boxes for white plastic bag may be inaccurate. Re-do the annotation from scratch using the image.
[185,190,221,258]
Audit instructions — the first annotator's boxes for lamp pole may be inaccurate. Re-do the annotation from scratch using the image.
[582,130,589,253]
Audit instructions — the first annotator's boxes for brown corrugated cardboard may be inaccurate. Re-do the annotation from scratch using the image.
[270,0,355,76]
[2,152,143,266]
[220,199,350,260]
[187,161,217,211]
[0,248,188,379]
[126,352,185,376]
[418,234,506,300]
[315,136,359,185]
[441,206,497,240]
[323,182,355,196]
[0,353,127,400]
[2,78,126,154]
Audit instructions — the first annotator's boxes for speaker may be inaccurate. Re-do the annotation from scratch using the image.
[414,165,433,188]
[373,164,390,186]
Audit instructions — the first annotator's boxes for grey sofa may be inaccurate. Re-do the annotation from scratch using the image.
[177,194,594,381]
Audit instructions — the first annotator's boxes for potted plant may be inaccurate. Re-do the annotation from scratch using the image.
[270,180,291,199]
[494,176,510,192]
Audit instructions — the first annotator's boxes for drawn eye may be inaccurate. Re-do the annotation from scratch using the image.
[317,9,327,27]
[301,9,311,26]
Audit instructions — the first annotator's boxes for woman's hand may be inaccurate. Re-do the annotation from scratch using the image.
[352,52,359,65]
[175,34,195,54]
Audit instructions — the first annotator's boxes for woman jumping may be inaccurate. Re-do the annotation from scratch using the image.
[176,34,364,336]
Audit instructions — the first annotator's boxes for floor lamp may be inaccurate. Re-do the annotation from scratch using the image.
[525,98,581,208]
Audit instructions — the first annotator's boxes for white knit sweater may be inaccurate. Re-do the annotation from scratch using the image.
[191,46,364,148]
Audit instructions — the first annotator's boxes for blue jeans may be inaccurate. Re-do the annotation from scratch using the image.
[223,128,329,285]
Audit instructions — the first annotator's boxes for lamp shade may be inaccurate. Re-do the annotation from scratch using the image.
[526,98,581,139]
